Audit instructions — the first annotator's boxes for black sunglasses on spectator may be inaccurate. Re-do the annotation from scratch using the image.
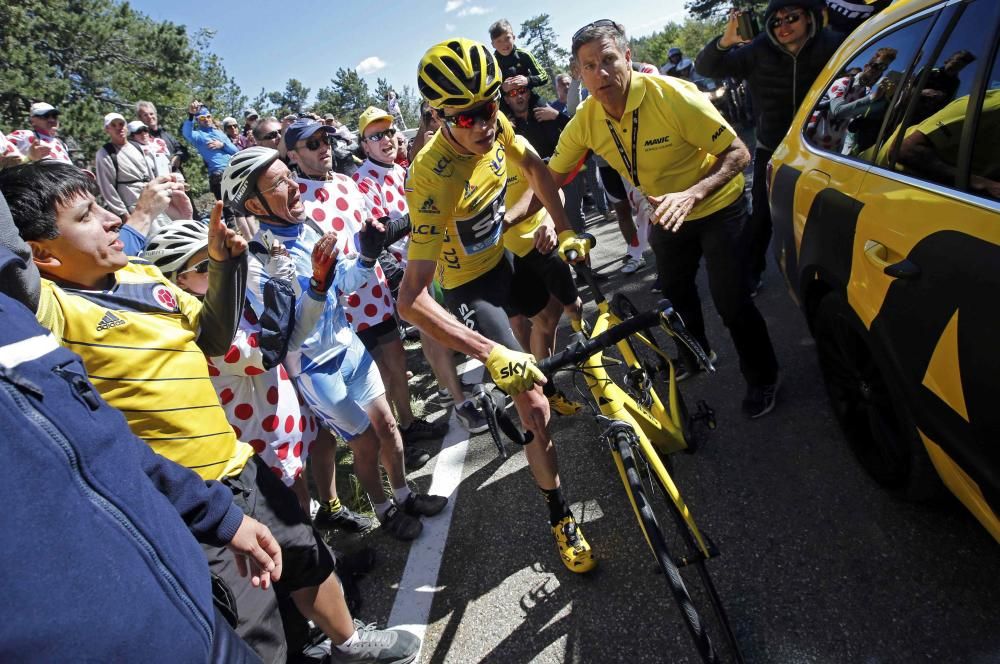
[260,130,280,141]
[303,135,329,151]
[769,12,804,29]
[364,127,397,143]
[443,100,498,129]
[572,19,621,43]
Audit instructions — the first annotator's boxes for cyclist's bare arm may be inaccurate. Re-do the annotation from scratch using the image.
[511,149,572,234]
[517,167,574,221]
[396,258,496,362]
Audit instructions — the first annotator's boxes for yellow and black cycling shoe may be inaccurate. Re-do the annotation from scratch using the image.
[548,390,583,416]
[552,515,596,573]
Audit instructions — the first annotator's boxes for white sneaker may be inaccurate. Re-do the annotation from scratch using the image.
[621,255,645,274]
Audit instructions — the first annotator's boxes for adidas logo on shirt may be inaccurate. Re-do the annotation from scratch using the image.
[96,310,127,331]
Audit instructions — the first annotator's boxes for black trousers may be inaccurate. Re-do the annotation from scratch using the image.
[743,146,774,284]
[648,198,778,387]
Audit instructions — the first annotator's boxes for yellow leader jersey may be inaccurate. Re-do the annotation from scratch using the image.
[36,260,252,481]
[405,111,530,288]
[502,135,547,258]
[549,72,744,221]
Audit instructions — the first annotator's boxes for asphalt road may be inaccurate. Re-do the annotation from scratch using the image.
[340,205,999,664]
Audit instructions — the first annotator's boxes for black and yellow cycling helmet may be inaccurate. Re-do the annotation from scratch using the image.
[417,38,501,110]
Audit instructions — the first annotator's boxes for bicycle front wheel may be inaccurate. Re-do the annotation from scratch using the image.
[613,431,744,664]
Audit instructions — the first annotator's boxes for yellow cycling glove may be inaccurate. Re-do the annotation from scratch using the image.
[485,344,545,396]
[557,230,590,263]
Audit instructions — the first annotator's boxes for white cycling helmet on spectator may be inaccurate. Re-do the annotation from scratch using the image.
[222,146,281,217]
[143,219,209,277]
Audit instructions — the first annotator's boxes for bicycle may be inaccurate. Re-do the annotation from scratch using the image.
[481,242,742,663]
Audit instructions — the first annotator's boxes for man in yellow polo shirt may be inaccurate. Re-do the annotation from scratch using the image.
[549,19,781,418]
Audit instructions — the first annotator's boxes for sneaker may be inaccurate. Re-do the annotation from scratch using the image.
[314,503,375,533]
[742,375,781,419]
[403,492,448,517]
[548,390,583,416]
[327,619,420,664]
[602,209,617,223]
[455,399,488,434]
[673,350,718,383]
[552,515,596,573]
[400,417,448,444]
[379,504,422,541]
[402,445,430,471]
[621,255,646,274]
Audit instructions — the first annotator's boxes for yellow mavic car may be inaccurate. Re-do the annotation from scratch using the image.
[768,0,999,542]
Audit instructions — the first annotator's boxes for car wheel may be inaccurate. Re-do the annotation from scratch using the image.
[813,293,942,501]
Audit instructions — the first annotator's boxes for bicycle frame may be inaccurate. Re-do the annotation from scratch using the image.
[569,303,714,559]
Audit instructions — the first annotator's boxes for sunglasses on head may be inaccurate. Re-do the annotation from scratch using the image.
[572,19,621,43]
[443,100,498,129]
[261,130,280,141]
[180,259,209,276]
[769,12,804,29]
[364,127,397,143]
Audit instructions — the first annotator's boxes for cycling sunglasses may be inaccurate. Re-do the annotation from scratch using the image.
[443,100,498,129]
[364,127,397,143]
[180,259,210,275]
[769,12,804,29]
[505,87,529,98]
[572,19,622,43]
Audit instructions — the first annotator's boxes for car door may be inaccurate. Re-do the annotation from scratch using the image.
[852,0,1000,537]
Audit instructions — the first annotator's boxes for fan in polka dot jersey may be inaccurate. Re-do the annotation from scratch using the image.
[144,219,330,517]
[353,106,488,437]
[8,102,73,164]
[291,112,453,469]
[0,131,23,169]
[224,144,449,541]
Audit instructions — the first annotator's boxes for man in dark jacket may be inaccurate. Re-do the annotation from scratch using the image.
[696,0,844,291]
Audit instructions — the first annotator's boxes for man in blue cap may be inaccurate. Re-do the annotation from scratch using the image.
[182,100,239,219]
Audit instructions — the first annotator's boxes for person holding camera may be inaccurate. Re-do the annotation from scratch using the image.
[696,0,844,294]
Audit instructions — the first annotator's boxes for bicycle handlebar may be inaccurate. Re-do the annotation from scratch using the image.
[538,300,671,374]
[564,232,597,263]
[537,298,716,375]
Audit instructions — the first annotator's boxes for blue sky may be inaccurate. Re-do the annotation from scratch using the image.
[129,0,689,105]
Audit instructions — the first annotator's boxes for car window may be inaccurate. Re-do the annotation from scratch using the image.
[965,45,1000,200]
[874,0,999,187]
[803,15,932,157]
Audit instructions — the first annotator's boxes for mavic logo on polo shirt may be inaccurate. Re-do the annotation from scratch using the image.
[644,135,671,147]
[711,125,726,141]
[499,361,528,379]
[420,198,440,214]
[96,311,126,331]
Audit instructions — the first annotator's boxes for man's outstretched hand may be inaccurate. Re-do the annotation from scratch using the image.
[207,201,247,261]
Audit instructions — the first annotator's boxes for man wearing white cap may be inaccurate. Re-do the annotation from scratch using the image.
[8,102,72,164]
[222,116,252,150]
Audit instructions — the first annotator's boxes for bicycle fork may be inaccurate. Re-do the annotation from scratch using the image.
[597,415,715,562]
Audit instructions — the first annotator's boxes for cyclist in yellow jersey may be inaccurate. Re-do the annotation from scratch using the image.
[547,20,781,419]
[398,38,596,573]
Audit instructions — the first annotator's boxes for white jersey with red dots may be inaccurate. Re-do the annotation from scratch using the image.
[8,129,72,164]
[206,299,318,487]
[353,158,411,268]
[0,131,22,161]
[296,175,397,332]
